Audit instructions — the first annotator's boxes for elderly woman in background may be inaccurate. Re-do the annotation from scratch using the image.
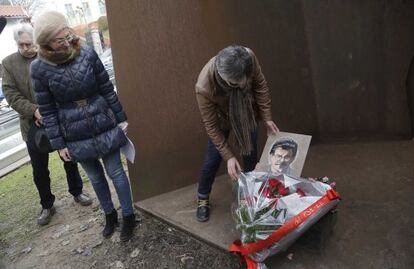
[31,11,135,241]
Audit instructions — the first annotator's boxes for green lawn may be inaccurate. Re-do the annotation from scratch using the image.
[0,153,88,253]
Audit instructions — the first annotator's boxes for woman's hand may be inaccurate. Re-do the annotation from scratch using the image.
[227,157,241,181]
[265,121,279,136]
[59,147,71,162]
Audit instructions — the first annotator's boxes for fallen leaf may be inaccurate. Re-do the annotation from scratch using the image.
[79,224,90,232]
[72,247,84,255]
[111,235,120,243]
[83,248,92,256]
[21,247,32,254]
[130,248,140,258]
[52,225,70,239]
[180,256,194,263]
[91,240,103,249]
[88,217,99,223]
[110,261,124,269]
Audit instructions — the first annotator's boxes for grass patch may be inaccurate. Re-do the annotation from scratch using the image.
[0,152,88,255]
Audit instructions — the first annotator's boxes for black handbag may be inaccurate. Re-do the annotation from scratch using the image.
[27,123,53,153]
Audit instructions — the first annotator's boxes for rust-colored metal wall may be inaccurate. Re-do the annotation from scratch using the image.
[302,1,414,140]
[106,0,414,201]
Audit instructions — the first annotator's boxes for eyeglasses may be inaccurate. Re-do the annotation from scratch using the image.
[52,34,75,46]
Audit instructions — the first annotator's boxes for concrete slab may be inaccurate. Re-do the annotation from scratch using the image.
[137,174,238,250]
[0,135,29,178]
[137,141,414,269]
[0,154,30,178]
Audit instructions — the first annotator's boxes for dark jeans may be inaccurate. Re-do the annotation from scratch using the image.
[197,129,258,198]
[26,143,83,209]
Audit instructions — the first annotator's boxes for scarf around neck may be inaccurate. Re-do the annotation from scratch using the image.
[214,69,257,156]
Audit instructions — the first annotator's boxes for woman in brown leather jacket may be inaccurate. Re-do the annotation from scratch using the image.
[195,45,279,222]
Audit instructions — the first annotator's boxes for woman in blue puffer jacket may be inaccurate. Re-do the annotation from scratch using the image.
[31,11,135,241]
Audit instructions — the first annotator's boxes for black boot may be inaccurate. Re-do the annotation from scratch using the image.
[196,198,210,222]
[102,209,118,238]
[120,214,136,242]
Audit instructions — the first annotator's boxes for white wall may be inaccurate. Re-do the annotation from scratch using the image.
[0,19,19,63]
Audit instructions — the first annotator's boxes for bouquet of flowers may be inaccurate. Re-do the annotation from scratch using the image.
[230,172,340,269]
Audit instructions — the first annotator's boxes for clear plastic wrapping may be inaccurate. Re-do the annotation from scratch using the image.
[232,171,340,268]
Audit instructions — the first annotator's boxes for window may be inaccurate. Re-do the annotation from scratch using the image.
[64,3,75,18]
[82,2,92,17]
[99,0,107,15]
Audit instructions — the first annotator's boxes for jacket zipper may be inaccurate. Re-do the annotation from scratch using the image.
[83,106,102,157]
[65,66,102,157]
[66,66,77,90]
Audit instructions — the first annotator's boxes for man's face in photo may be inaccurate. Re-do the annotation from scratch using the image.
[270,147,294,174]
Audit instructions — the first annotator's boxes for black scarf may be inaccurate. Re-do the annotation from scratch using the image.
[214,69,257,156]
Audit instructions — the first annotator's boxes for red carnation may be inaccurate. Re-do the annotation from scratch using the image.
[268,178,281,188]
[278,185,289,196]
[296,188,306,197]
[259,184,276,198]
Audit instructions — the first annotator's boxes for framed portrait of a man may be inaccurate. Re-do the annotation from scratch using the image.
[256,132,312,177]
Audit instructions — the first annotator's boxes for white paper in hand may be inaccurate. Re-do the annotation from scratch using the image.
[120,137,135,163]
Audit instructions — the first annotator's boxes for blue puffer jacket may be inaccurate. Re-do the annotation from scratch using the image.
[31,46,127,162]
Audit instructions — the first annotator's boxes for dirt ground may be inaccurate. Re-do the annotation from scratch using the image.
[0,172,242,269]
[0,184,243,269]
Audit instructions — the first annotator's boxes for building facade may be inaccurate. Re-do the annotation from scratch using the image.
[0,5,29,63]
[48,0,106,27]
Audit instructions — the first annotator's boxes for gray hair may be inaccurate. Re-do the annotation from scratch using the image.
[215,45,253,81]
[13,23,34,42]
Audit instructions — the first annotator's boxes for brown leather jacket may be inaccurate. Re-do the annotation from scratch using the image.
[195,48,272,161]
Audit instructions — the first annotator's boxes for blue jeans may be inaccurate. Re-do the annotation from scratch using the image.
[80,149,134,217]
[197,129,258,198]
